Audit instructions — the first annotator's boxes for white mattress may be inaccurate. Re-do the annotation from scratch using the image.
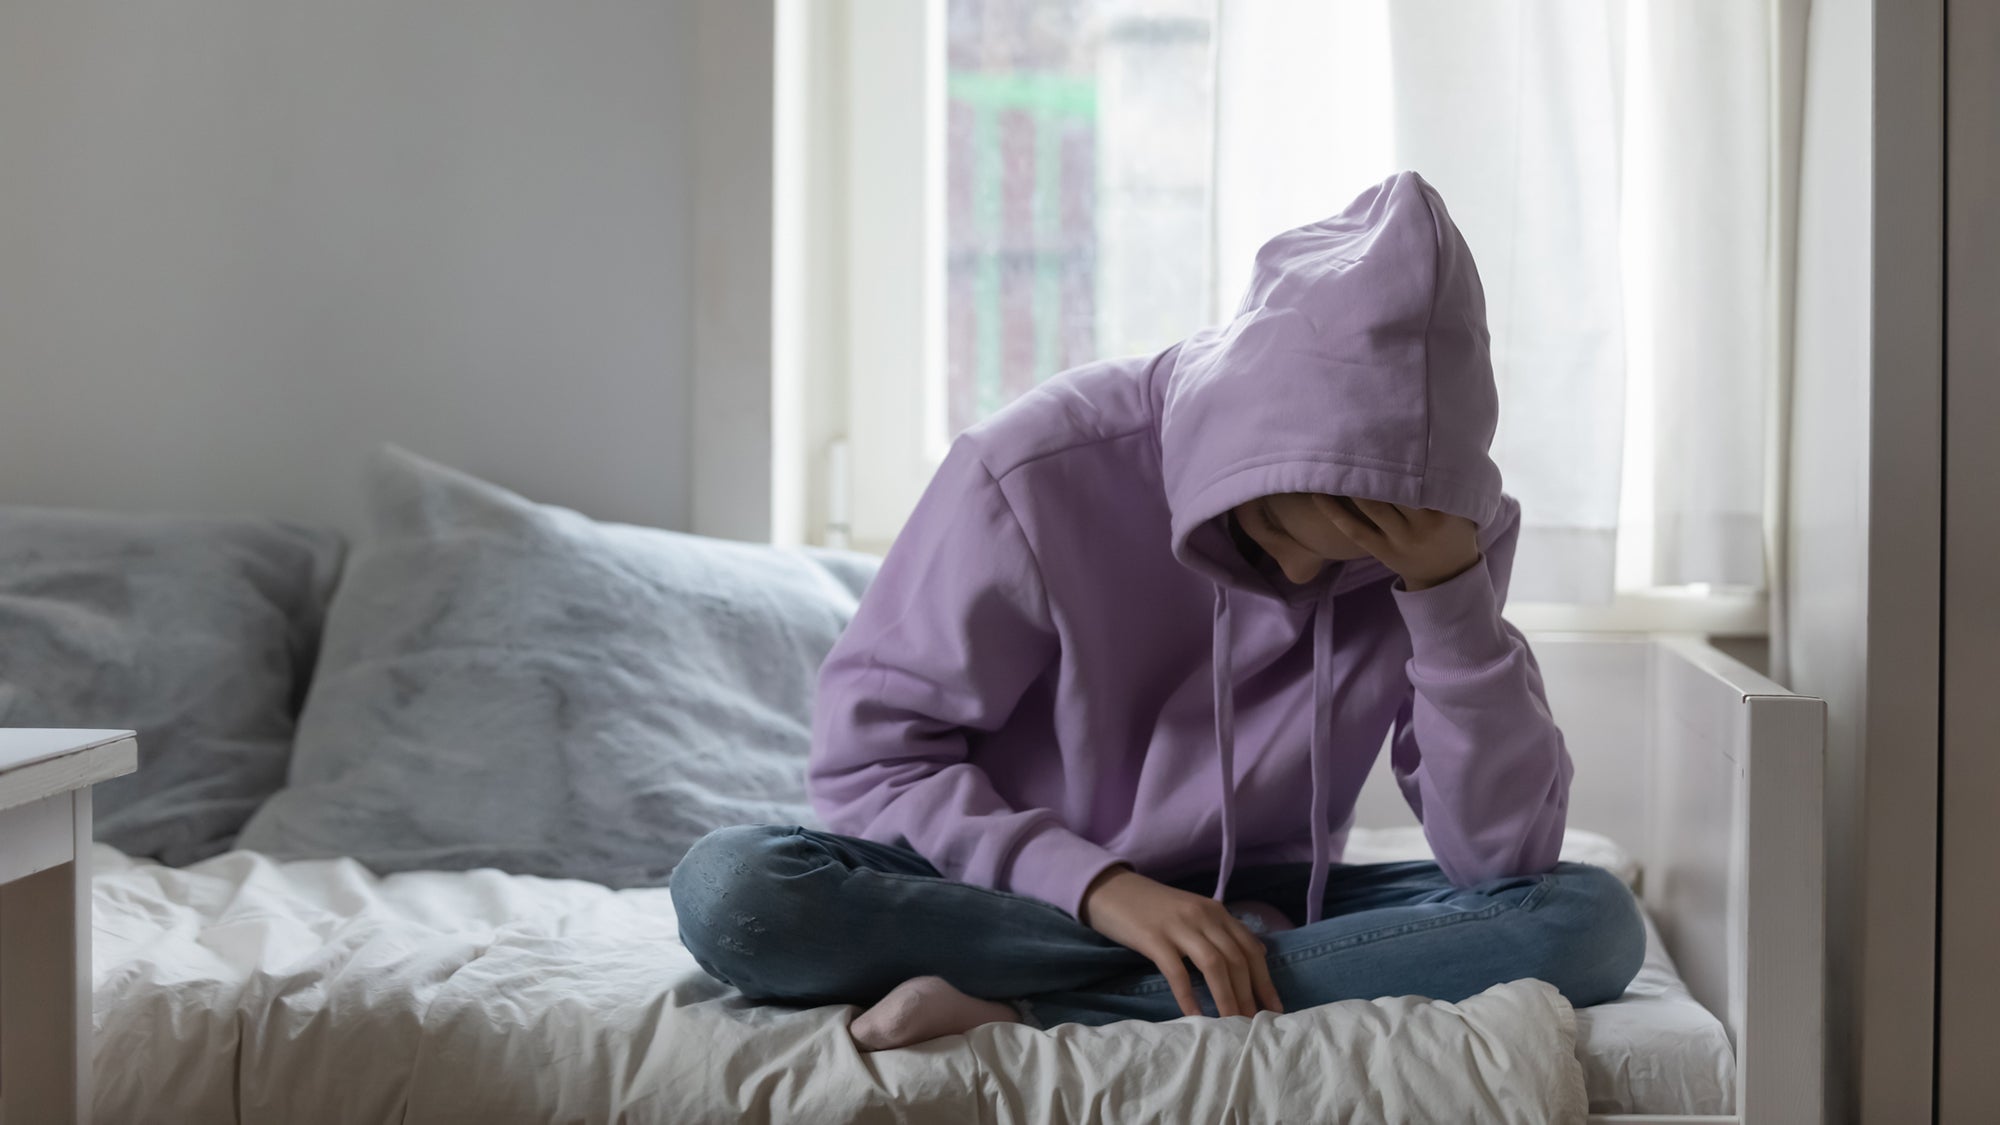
[89,832,1733,1121]
[1576,911,1735,1115]
[1345,826,1737,1115]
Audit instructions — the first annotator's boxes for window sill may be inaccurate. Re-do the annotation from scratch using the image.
[1504,589,1767,636]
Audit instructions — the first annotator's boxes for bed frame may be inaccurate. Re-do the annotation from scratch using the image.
[1352,634,1826,1125]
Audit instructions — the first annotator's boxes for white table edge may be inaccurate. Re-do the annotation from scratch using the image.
[0,732,138,816]
[0,728,137,1125]
[0,729,139,773]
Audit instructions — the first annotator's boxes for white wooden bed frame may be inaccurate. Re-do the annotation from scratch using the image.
[1354,634,1826,1125]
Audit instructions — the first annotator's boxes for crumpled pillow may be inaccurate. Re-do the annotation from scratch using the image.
[0,506,343,864]
[237,444,881,887]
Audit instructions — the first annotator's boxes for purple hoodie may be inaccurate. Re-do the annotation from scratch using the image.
[807,171,1572,927]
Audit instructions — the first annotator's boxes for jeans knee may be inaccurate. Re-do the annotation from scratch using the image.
[669,824,804,993]
[1532,863,1647,1008]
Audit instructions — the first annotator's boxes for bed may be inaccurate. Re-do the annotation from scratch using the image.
[1415,632,1822,1125]
[84,633,1823,1124]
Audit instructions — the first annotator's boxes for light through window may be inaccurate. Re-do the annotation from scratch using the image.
[942,0,1215,437]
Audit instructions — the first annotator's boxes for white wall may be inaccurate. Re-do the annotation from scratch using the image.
[0,2,711,537]
[692,0,778,543]
[1785,0,1943,1119]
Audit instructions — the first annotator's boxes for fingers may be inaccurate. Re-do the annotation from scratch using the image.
[1330,495,1381,532]
[1200,924,1248,1012]
[1391,502,1463,537]
[1252,958,1284,1015]
[1121,890,1284,1019]
[1144,944,1204,1018]
[1203,924,1257,1017]
[1158,925,1251,1017]
[1182,930,1247,1017]
[1311,494,1384,549]
[1349,497,1411,537]
[1224,923,1285,1015]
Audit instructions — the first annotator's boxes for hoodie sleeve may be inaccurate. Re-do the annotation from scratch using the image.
[1385,496,1572,885]
[805,439,1128,921]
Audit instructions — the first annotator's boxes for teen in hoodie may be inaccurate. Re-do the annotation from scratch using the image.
[672,171,1646,1050]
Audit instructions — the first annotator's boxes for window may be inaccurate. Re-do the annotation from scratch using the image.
[942,0,1213,435]
[777,0,1775,634]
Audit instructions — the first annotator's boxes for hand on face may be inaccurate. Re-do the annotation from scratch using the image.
[1232,493,1480,592]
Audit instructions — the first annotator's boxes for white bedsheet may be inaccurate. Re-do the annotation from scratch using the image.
[1573,913,1736,1116]
[1343,826,1737,1115]
[91,845,1594,1124]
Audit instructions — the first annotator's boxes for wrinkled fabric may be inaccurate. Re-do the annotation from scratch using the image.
[809,171,1573,923]
[91,838,1613,1124]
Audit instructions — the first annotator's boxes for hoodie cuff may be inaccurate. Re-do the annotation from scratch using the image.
[1002,821,1128,922]
[1390,553,1514,674]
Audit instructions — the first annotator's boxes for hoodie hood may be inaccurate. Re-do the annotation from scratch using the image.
[1159,172,1505,926]
[1162,171,1503,596]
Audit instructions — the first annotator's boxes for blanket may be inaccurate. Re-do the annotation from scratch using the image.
[92,846,1588,1124]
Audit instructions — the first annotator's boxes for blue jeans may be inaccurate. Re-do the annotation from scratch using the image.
[669,824,1645,1029]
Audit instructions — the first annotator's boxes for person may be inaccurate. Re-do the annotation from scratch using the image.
[670,170,1646,1051]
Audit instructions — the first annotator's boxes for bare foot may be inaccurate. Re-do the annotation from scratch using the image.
[849,975,1020,1051]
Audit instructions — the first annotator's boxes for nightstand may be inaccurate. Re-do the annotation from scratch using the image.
[0,730,137,1125]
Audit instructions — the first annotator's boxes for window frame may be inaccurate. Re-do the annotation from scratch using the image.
[775,0,1770,637]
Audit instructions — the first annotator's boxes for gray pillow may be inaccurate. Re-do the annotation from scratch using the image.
[0,507,344,865]
[236,445,880,887]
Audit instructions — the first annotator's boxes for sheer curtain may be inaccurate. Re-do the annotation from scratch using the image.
[1212,0,1773,604]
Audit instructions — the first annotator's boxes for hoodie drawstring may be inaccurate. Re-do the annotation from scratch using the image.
[1210,587,1238,905]
[1210,581,1339,927]
[1304,582,1337,926]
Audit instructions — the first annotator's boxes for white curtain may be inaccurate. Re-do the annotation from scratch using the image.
[1212,0,1773,603]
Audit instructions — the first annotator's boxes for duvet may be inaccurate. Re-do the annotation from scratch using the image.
[91,845,1587,1124]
